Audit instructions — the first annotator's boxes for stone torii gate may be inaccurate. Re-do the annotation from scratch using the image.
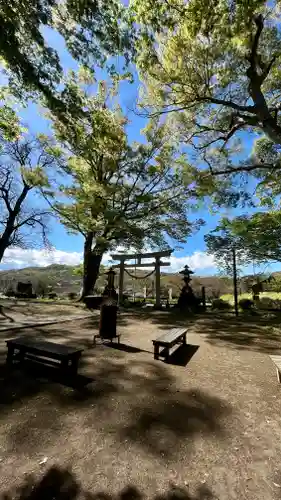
[111,250,173,308]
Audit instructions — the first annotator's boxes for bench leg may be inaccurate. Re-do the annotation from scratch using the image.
[154,343,160,360]
[182,333,187,345]
[18,349,26,364]
[276,368,281,384]
[6,345,14,366]
[61,358,70,373]
[71,357,79,375]
[93,334,100,346]
[165,348,170,363]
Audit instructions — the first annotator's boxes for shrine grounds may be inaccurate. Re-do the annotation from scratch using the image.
[1,302,281,500]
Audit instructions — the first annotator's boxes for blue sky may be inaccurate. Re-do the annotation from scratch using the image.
[1,25,281,278]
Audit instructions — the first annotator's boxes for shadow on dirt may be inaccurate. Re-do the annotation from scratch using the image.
[0,347,231,459]
[0,465,216,500]
[191,313,281,353]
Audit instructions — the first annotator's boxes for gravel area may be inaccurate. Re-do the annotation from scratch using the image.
[1,309,281,500]
[0,301,94,331]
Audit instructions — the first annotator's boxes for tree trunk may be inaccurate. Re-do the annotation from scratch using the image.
[80,233,105,299]
[0,184,30,263]
[0,237,10,262]
[0,223,15,262]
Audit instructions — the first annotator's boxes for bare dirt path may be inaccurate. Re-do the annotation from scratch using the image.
[0,300,94,331]
[1,309,281,500]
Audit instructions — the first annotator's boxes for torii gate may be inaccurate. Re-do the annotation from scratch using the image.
[111,250,173,308]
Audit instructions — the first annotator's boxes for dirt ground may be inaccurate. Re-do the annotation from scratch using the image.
[0,300,93,331]
[1,306,281,500]
[0,300,88,320]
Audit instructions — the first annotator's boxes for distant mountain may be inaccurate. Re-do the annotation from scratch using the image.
[0,264,83,296]
[0,263,235,299]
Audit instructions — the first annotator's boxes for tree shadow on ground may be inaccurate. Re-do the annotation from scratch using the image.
[117,308,281,354]
[102,342,150,354]
[191,314,281,353]
[0,348,231,459]
[118,307,281,354]
[0,465,216,500]
[120,385,230,458]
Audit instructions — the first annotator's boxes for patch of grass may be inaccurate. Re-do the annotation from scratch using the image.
[221,291,281,304]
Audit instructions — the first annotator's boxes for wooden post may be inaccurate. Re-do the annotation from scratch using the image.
[143,286,147,299]
[155,256,161,308]
[169,288,173,301]
[201,286,206,311]
[232,247,239,317]
[118,259,125,306]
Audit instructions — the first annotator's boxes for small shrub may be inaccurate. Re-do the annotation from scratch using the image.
[68,292,77,300]
[48,292,57,299]
[239,298,254,311]
[211,298,231,310]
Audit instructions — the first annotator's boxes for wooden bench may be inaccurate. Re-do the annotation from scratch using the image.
[152,328,187,361]
[269,355,281,383]
[6,336,83,375]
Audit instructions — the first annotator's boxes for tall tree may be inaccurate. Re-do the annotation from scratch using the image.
[0,136,56,262]
[206,211,281,271]
[46,79,201,297]
[131,0,281,176]
[204,221,250,276]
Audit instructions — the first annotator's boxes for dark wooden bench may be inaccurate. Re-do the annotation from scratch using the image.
[152,328,187,361]
[6,336,83,375]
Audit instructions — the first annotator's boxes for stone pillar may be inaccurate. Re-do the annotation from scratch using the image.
[155,256,161,308]
[118,259,125,305]
[143,286,147,299]
[168,288,173,301]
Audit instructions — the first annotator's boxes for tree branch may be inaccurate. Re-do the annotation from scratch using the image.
[0,169,13,213]
[13,211,50,230]
[13,184,31,217]
[209,162,277,176]
[196,96,256,114]
[194,120,246,150]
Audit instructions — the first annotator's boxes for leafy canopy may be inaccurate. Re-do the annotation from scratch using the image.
[0,0,132,112]
[206,211,281,267]
[46,77,202,253]
[205,209,281,275]
[131,0,281,179]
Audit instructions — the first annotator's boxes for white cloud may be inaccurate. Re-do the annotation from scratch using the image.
[1,248,83,269]
[169,252,216,273]
[0,247,216,274]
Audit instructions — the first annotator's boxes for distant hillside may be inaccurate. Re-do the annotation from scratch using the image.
[0,264,83,296]
[3,263,281,299]
[0,263,235,299]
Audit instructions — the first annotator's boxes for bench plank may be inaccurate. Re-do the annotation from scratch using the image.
[6,336,82,357]
[152,328,187,346]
